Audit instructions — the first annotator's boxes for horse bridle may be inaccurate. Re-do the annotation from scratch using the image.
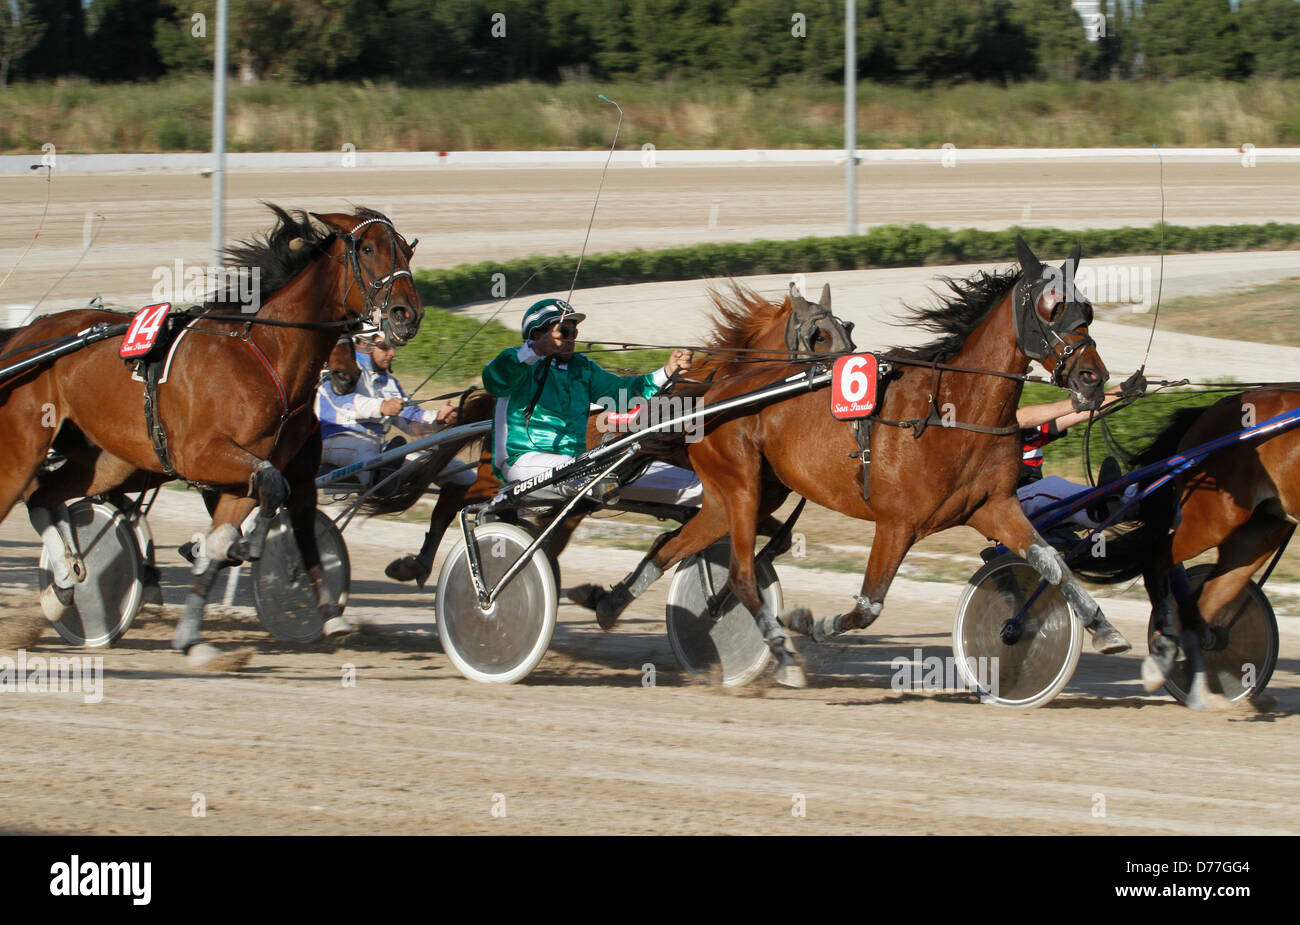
[1011,272,1098,402]
[784,302,856,360]
[338,217,415,331]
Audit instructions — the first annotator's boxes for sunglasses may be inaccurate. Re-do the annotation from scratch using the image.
[554,322,578,338]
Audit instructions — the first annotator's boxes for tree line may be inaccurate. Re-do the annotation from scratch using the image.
[3,0,1298,88]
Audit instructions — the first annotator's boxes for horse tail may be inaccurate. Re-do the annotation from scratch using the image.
[357,387,495,517]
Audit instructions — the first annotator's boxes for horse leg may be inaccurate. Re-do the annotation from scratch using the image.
[386,481,471,587]
[282,429,353,637]
[27,503,87,620]
[584,481,784,628]
[26,446,139,621]
[1140,548,1183,692]
[174,491,254,670]
[784,520,915,643]
[969,497,1130,654]
[1175,514,1290,710]
[228,459,290,562]
[720,479,805,688]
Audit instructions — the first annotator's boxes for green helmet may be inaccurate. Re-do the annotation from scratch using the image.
[521,298,586,341]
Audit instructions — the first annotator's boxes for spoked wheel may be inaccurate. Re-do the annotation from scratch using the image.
[666,538,782,687]
[435,522,557,683]
[250,509,351,643]
[953,553,1082,708]
[37,499,144,647]
[1150,563,1279,704]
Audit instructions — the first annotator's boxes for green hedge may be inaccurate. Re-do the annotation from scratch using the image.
[414,222,1300,309]
[403,221,1295,393]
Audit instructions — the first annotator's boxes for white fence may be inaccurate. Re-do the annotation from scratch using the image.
[3,146,1297,175]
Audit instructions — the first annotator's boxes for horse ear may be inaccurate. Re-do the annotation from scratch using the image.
[1014,234,1043,278]
[1061,242,1081,277]
[789,282,808,311]
[818,283,831,310]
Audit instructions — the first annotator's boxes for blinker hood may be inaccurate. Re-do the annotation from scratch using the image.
[1011,237,1092,361]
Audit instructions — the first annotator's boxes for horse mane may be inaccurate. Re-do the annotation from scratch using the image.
[699,281,789,372]
[211,203,388,310]
[890,268,1021,362]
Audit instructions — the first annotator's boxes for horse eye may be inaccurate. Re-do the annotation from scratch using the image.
[363,244,374,256]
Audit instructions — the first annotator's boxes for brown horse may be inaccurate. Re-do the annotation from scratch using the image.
[379,280,855,586]
[591,238,1130,686]
[2,205,421,668]
[1136,387,1300,708]
[323,334,363,396]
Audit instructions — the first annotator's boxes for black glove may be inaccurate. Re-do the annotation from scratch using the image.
[1120,369,1148,398]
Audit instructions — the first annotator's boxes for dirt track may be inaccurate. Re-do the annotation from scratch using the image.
[2,160,1297,311]
[0,492,1295,836]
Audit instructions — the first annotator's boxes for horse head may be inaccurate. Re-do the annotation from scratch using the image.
[309,209,424,347]
[1012,235,1107,410]
[325,335,361,395]
[787,282,856,359]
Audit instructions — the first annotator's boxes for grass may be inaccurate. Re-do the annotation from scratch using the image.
[4,77,1300,153]
[1109,276,1300,347]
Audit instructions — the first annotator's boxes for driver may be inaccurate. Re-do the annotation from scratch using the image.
[482,298,702,505]
[318,333,474,492]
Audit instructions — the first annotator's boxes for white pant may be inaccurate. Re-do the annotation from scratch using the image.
[322,433,477,488]
[1018,474,1138,531]
[505,451,703,507]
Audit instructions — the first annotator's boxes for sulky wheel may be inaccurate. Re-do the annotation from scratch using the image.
[435,521,557,684]
[250,509,351,643]
[666,538,782,687]
[952,552,1082,708]
[37,499,144,647]
[1150,563,1279,704]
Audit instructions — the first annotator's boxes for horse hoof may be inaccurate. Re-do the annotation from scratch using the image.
[186,643,253,672]
[142,582,164,607]
[595,585,632,631]
[40,583,74,623]
[775,661,807,689]
[385,555,431,587]
[1141,635,1177,692]
[565,584,605,612]
[1090,624,1131,655]
[178,541,197,565]
[780,607,814,637]
[1185,674,1211,711]
[323,616,359,638]
[1140,656,1167,693]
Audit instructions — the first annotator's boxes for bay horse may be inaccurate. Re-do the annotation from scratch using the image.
[0,205,422,669]
[378,281,855,586]
[1136,387,1300,709]
[592,237,1130,687]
